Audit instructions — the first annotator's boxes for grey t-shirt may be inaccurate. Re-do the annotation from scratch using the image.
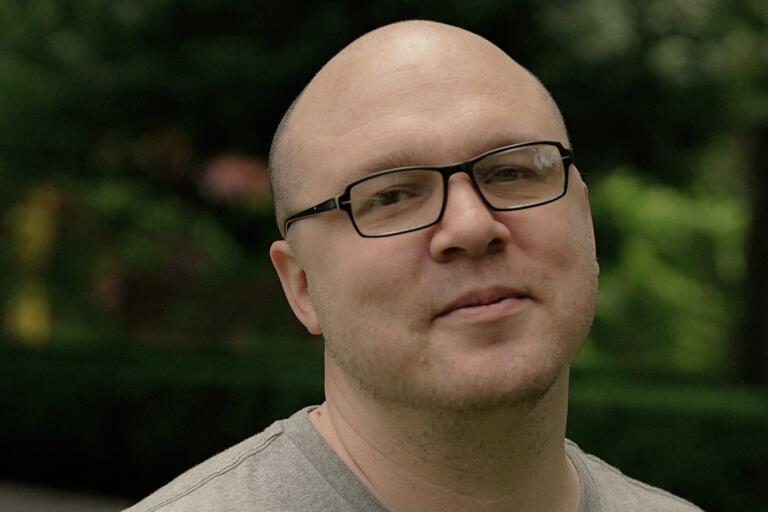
[125,406,702,511]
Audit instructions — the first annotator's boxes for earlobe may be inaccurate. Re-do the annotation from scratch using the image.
[269,240,322,335]
[582,182,594,226]
[581,182,598,267]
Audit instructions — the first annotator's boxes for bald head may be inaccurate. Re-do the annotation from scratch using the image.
[269,20,568,236]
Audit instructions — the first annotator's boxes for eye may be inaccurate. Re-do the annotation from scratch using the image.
[356,185,424,215]
[480,166,532,184]
[374,188,412,206]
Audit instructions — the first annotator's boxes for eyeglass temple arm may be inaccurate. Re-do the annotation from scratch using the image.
[284,197,340,233]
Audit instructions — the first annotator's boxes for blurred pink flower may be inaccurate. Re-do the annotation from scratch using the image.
[201,153,270,204]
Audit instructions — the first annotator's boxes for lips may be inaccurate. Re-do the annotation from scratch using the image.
[434,287,530,319]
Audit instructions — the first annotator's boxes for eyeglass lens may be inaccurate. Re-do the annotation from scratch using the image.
[349,144,565,236]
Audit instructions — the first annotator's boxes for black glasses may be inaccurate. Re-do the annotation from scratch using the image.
[284,141,573,238]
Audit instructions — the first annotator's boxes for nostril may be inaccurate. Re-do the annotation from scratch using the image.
[487,238,504,253]
[442,246,462,257]
[439,237,504,260]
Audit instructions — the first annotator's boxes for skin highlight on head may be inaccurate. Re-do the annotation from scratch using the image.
[269,20,598,512]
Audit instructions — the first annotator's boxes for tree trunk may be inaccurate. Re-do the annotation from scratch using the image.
[738,125,768,387]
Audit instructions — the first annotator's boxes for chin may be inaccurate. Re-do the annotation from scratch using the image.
[446,370,563,414]
[382,354,568,416]
[327,325,578,415]
[418,332,573,408]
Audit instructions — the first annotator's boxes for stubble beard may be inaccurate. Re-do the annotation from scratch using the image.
[323,261,599,418]
[325,325,588,418]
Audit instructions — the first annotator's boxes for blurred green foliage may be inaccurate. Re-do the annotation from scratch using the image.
[585,168,746,374]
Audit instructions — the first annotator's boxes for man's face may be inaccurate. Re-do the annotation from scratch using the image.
[272,30,599,412]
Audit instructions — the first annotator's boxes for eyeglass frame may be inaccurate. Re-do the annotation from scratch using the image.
[283,140,574,238]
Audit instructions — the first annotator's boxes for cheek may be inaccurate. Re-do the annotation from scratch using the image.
[538,216,599,339]
[527,198,595,271]
[549,223,595,275]
[516,205,598,316]
[306,239,421,333]
[307,243,429,383]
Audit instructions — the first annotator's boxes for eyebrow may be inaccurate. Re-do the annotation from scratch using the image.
[346,132,548,181]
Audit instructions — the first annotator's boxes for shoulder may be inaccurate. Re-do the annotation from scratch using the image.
[124,409,314,512]
[565,440,703,512]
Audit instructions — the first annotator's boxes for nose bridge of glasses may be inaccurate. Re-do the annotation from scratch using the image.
[440,160,474,179]
[439,161,483,196]
[441,162,493,214]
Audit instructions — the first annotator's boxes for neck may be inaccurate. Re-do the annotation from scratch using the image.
[311,363,580,512]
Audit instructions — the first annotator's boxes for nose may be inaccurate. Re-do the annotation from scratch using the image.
[429,173,512,261]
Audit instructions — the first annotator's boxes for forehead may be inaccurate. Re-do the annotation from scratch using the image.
[289,36,565,202]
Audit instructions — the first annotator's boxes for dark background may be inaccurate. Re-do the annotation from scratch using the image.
[1,1,766,511]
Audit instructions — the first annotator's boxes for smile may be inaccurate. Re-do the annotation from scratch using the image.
[434,288,532,321]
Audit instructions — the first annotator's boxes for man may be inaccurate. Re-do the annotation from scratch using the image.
[127,20,702,512]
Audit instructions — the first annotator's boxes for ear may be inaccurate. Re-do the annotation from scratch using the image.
[581,179,591,210]
[573,167,594,229]
[580,178,600,275]
[270,240,322,335]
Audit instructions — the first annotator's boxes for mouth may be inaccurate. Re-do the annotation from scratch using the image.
[434,287,531,320]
